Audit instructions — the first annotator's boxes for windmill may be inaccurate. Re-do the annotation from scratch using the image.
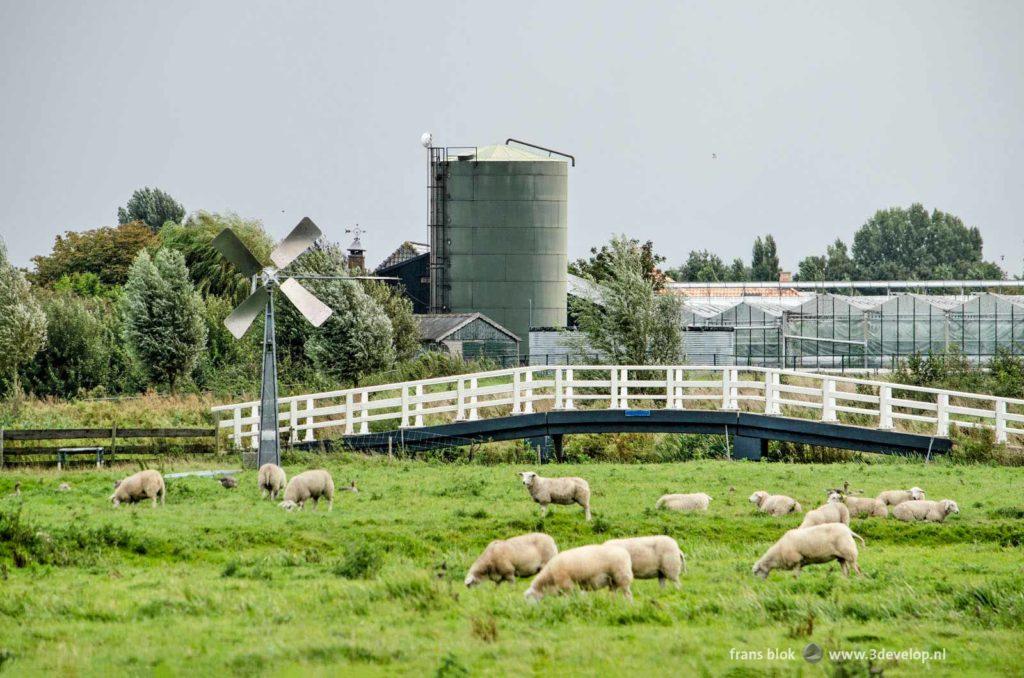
[211,217,338,467]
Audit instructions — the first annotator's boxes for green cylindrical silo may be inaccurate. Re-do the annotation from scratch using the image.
[435,144,568,356]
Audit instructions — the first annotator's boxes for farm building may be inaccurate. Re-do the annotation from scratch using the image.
[414,313,520,365]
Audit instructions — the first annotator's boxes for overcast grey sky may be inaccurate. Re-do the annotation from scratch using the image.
[1,1,1021,274]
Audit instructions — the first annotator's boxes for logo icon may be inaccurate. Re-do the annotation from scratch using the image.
[803,643,824,664]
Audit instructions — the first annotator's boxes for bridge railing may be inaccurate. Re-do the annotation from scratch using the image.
[210,366,1024,449]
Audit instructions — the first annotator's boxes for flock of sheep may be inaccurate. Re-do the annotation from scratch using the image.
[104,465,960,602]
[467,472,961,601]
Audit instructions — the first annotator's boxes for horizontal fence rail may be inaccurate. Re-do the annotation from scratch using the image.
[0,427,218,467]
[211,366,1024,450]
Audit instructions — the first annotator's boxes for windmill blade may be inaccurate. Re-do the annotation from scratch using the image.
[280,277,333,327]
[224,287,269,339]
[211,229,264,277]
[270,217,322,269]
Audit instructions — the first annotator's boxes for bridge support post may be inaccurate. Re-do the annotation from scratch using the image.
[732,435,767,461]
[552,434,564,463]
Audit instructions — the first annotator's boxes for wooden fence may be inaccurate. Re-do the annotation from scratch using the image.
[0,427,218,468]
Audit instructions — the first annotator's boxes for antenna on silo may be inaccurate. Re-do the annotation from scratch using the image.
[420,132,433,148]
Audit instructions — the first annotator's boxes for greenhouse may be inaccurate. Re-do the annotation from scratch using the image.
[680,292,1024,369]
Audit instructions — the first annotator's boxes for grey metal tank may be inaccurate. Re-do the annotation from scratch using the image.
[430,144,568,356]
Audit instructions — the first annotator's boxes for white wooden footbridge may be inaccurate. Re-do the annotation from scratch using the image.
[211,365,1024,460]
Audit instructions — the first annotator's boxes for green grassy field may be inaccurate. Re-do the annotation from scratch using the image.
[0,456,1022,677]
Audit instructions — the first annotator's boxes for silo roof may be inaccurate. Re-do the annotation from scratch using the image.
[460,144,566,162]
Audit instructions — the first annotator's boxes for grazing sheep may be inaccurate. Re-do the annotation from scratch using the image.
[877,487,925,506]
[57,483,71,492]
[464,533,558,587]
[753,523,865,579]
[892,499,960,523]
[800,498,851,528]
[219,476,238,489]
[749,491,803,516]
[258,463,287,500]
[656,493,711,512]
[604,535,686,587]
[518,471,591,521]
[278,469,335,512]
[524,544,633,602]
[110,470,165,508]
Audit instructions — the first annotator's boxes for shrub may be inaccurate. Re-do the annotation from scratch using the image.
[332,544,384,579]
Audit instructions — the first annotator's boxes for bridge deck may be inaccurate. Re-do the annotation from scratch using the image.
[335,409,951,460]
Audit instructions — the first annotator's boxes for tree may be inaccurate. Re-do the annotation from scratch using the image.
[824,239,854,280]
[795,255,826,282]
[751,235,781,281]
[305,281,396,382]
[275,239,398,382]
[570,236,682,364]
[122,249,207,390]
[669,250,729,282]
[20,292,110,398]
[364,279,420,362]
[851,204,1003,280]
[118,187,185,233]
[31,222,156,287]
[159,212,272,301]
[570,238,666,289]
[728,258,749,282]
[0,239,47,394]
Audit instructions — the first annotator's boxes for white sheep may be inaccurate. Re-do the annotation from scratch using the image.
[604,535,686,587]
[749,490,802,516]
[524,544,633,602]
[841,494,888,519]
[258,463,287,501]
[518,471,591,521]
[655,493,711,512]
[464,533,558,587]
[110,470,165,508]
[278,469,335,511]
[799,495,851,528]
[892,499,960,523]
[877,487,925,506]
[753,523,865,578]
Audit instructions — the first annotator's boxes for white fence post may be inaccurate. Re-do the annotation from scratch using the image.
[565,369,575,410]
[304,398,315,442]
[822,378,837,422]
[524,370,534,414]
[456,378,466,421]
[469,378,479,421]
[609,367,619,409]
[764,371,776,415]
[344,393,354,435]
[555,368,564,409]
[249,405,259,449]
[674,368,684,410]
[359,391,369,434]
[400,386,410,428]
[665,368,674,409]
[414,384,424,427]
[730,368,739,409]
[289,400,298,443]
[936,393,949,436]
[620,368,629,409]
[512,371,522,414]
[232,407,242,448]
[878,385,893,429]
[995,399,1008,443]
[722,370,733,410]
